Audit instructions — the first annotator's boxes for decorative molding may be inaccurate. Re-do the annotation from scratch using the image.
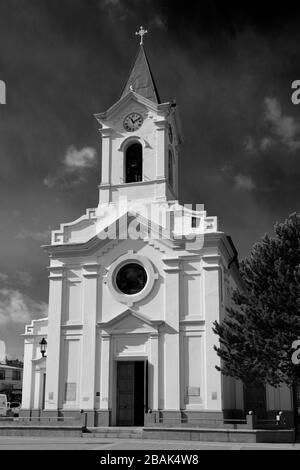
[82,263,100,278]
[98,309,164,334]
[179,318,205,324]
[48,208,97,246]
[162,257,181,273]
[94,91,166,124]
[118,135,150,151]
[61,323,83,329]
[100,333,111,339]
[98,127,114,137]
[47,265,65,280]
[154,119,168,130]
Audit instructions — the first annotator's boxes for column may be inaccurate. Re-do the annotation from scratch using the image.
[80,263,99,422]
[44,266,64,412]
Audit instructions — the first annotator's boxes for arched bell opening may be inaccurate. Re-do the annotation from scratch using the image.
[168,149,174,189]
[125,143,143,183]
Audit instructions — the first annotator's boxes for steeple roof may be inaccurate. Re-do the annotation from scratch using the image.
[120,46,161,104]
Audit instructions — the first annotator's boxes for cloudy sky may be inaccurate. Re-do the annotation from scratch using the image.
[0,0,300,358]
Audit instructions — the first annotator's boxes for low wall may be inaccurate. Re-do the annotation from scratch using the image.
[0,426,82,437]
[142,427,295,443]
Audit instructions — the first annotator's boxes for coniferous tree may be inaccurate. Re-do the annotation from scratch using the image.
[213,212,300,387]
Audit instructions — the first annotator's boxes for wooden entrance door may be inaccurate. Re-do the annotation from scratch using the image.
[116,361,146,426]
[116,362,135,426]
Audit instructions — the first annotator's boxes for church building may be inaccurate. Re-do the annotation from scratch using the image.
[21,29,293,428]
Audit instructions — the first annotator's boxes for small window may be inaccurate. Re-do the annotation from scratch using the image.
[0,370,5,380]
[192,217,200,228]
[12,370,21,381]
[125,143,143,183]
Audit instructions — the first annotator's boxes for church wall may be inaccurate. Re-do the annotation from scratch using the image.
[180,259,203,319]
[111,182,157,202]
[99,239,166,324]
[62,268,83,324]
[203,263,222,411]
[45,238,172,417]
[180,329,205,410]
[61,337,81,409]
[34,234,253,423]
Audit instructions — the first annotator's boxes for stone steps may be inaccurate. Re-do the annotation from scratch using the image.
[83,426,295,443]
[85,426,143,439]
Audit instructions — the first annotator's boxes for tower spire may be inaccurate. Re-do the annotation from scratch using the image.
[120,27,161,103]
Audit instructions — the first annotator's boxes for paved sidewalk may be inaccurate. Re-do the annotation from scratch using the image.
[0,436,299,450]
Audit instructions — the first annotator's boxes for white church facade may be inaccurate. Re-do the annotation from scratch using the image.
[21,33,293,428]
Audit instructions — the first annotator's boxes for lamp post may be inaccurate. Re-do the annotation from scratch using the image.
[39,338,47,358]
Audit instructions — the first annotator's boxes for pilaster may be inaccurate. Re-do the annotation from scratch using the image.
[21,338,34,410]
[154,119,167,179]
[202,255,222,410]
[162,258,181,410]
[99,333,111,411]
[44,266,64,410]
[149,332,159,410]
[80,263,100,410]
[98,127,113,204]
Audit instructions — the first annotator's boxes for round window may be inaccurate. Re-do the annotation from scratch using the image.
[115,263,147,295]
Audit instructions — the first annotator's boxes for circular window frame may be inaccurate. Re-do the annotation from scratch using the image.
[106,253,158,306]
[115,262,147,296]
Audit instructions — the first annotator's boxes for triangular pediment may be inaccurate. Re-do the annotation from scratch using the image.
[98,309,163,334]
[95,90,169,125]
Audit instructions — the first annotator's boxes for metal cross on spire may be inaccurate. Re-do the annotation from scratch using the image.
[135,26,148,46]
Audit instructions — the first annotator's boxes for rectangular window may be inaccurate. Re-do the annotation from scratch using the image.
[192,217,199,228]
[12,370,21,381]
[0,370,5,380]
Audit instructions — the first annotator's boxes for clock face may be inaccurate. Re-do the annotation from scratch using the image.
[168,124,173,143]
[123,113,143,132]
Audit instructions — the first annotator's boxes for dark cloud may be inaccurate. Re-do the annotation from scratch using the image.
[0,0,300,355]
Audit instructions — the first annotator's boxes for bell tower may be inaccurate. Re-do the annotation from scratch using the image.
[94,27,183,206]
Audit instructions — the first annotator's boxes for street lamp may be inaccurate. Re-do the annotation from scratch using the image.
[39,338,47,358]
